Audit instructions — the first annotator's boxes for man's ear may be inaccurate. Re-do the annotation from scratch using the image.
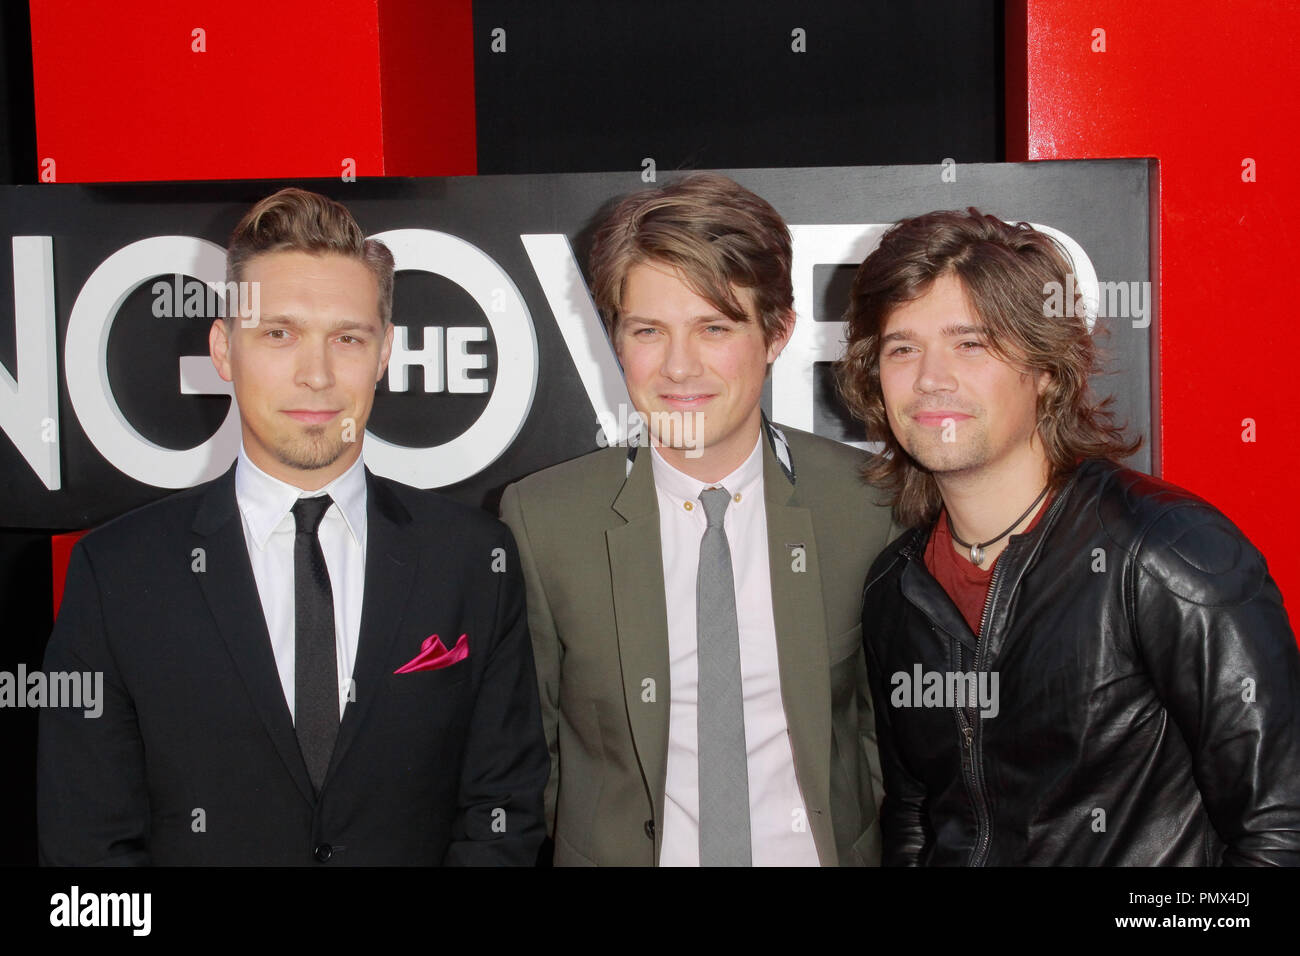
[376,321,395,383]
[1036,368,1053,396]
[765,308,796,364]
[210,319,234,383]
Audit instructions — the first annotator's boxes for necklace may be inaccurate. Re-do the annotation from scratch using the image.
[946,484,1050,567]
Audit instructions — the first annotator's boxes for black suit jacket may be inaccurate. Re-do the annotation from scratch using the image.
[37,465,548,865]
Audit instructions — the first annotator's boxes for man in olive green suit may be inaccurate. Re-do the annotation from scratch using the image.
[501,174,893,866]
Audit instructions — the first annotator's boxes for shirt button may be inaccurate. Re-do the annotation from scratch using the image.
[683,501,693,511]
[644,819,655,840]
[313,843,333,863]
[733,493,742,503]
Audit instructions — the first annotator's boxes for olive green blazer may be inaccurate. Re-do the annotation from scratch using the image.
[500,422,894,865]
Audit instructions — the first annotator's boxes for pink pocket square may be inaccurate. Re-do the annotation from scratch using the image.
[394,633,468,674]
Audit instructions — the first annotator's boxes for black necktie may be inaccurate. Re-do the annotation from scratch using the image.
[292,495,338,793]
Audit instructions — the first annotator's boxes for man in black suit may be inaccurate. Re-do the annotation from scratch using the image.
[37,188,548,865]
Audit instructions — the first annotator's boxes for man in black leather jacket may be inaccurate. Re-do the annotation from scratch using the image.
[836,208,1300,865]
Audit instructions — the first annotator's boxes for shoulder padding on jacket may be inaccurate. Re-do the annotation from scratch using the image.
[508,446,628,504]
[1091,464,1268,608]
[1135,504,1268,607]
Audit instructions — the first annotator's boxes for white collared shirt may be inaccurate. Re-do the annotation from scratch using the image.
[234,446,367,721]
[651,436,820,866]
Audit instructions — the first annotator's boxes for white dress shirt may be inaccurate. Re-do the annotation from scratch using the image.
[234,446,367,721]
[652,436,820,866]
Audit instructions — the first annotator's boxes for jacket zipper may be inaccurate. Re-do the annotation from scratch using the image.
[957,486,1074,866]
[957,556,1003,867]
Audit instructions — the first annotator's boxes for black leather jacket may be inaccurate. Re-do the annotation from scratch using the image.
[861,458,1300,865]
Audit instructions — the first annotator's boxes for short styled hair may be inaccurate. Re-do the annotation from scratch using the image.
[225,187,394,324]
[836,207,1140,527]
[588,173,793,346]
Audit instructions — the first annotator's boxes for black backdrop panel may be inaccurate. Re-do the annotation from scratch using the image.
[473,0,1001,174]
[0,161,1154,531]
[0,0,36,187]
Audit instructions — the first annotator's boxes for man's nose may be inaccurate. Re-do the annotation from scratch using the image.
[661,331,703,381]
[295,338,335,389]
[914,346,957,393]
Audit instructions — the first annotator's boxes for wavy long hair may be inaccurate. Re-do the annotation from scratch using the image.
[835,208,1140,527]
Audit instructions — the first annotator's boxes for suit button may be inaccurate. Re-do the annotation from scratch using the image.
[644,819,655,840]
[313,843,333,863]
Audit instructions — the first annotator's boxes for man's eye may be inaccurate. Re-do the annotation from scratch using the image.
[631,327,657,337]
[888,345,915,356]
[266,328,289,339]
[958,340,985,351]
[704,325,730,335]
[338,334,362,345]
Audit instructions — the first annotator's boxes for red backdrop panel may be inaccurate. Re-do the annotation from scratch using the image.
[50,531,85,619]
[29,0,474,182]
[1011,0,1298,633]
[377,0,476,176]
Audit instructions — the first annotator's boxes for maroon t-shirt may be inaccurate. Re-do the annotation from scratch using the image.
[924,494,1052,637]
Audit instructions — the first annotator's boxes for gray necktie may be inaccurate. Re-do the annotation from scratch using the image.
[696,486,751,866]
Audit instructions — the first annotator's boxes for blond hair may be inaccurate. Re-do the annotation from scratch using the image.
[225,187,394,324]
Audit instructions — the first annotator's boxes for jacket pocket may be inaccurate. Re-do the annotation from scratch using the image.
[554,831,598,867]
[851,820,883,866]
[830,623,864,667]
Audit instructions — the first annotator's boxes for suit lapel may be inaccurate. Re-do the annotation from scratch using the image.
[325,470,418,780]
[606,449,672,841]
[191,465,315,806]
[762,435,837,863]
